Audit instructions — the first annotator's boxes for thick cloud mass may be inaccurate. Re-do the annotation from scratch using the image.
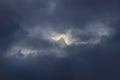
[0,0,120,80]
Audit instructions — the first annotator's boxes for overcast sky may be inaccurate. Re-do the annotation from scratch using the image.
[0,0,120,80]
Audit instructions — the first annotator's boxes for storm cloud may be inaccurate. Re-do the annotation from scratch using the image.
[0,0,120,80]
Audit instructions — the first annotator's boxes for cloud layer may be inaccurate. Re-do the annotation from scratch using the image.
[0,0,120,80]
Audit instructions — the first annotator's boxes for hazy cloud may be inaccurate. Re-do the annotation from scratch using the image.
[0,0,120,80]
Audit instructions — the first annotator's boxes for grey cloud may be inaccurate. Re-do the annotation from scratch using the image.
[0,0,117,60]
[4,19,114,60]
[0,0,120,80]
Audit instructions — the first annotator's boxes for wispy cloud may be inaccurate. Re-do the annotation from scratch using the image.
[5,19,115,60]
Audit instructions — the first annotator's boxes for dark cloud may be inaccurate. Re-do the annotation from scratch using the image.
[0,0,120,80]
[0,3,20,58]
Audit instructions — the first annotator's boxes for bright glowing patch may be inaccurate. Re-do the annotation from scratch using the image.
[51,34,73,45]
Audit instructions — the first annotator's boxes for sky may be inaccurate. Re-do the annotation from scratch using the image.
[0,0,120,80]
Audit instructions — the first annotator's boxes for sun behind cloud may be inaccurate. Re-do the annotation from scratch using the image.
[51,34,72,45]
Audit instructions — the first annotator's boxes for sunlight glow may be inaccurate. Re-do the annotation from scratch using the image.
[51,34,73,45]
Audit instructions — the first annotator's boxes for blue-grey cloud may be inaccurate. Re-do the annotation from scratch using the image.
[0,0,120,80]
